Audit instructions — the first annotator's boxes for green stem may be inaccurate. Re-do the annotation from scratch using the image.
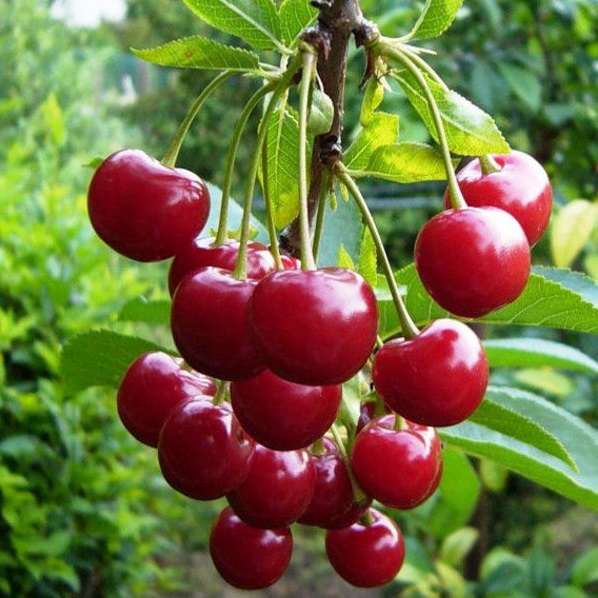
[212,380,230,406]
[161,70,235,168]
[311,168,331,263]
[215,82,275,246]
[336,164,419,340]
[479,154,502,175]
[330,423,369,505]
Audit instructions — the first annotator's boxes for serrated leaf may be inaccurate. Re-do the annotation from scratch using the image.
[357,226,377,288]
[61,331,171,393]
[337,244,355,270]
[354,142,447,183]
[441,386,598,511]
[395,70,510,155]
[484,338,598,375]
[118,298,171,325]
[181,0,283,52]
[132,36,261,71]
[406,0,465,40]
[360,78,385,126]
[344,112,400,171]
[278,0,317,45]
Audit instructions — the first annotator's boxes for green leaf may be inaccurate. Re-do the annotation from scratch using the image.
[550,199,598,268]
[497,62,542,112]
[337,244,355,270]
[406,0,465,40]
[355,142,447,183]
[360,77,385,127]
[278,0,317,46]
[440,527,479,567]
[570,547,598,587]
[483,338,598,374]
[180,0,283,52]
[118,298,171,325]
[395,70,510,155]
[344,112,400,171]
[441,387,598,511]
[61,331,171,393]
[131,36,261,71]
[357,227,377,288]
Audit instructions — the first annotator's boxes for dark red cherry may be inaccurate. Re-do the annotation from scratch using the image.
[168,236,277,295]
[350,415,442,510]
[158,399,254,501]
[230,370,341,451]
[279,254,301,269]
[87,149,210,262]
[170,267,265,381]
[373,319,488,427]
[209,506,293,590]
[117,351,216,447]
[325,508,406,588]
[227,444,315,528]
[414,206,531,318]
[444,151,553,246]
[248,268,378,385]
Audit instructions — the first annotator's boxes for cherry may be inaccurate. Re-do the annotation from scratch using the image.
[279,254,301,269]
[350,415,442,510]
[444,151,553,247]
[158,399,254,501]
[248,268,378,385]
[209,506,293,590]
[356,400,389,433]
[168,236,277,296]
[117,351,216,447]
[226,444,315,529]
[298,438,371,529]
[230,369,341,451]
[170,267,265,381]
[414,206,531,318]
[325,508,405,588]
[372,319,488,427]
[87,149,210,262]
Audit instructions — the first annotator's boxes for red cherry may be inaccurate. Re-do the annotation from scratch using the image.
[373,319,488,426]
[414,206,531,318]
[171,267,265,381]
[227,444,315,528]
[350,415,442,510]
[230,370,341,451]
[209,506,293,590]
[325,508,405,588]
[87,149,210,262]
[158,399,254,501]
[168,236,277,296]
[117,351,216,447]
[444,151,553,246]
[279,254,301,269]
[248,268,378,385]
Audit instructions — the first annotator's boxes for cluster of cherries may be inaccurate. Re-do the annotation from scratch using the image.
[87,147,552,589]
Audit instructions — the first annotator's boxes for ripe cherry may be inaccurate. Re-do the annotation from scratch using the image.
[168,236,277,296]
[230,370,341,451]
[117,351,216,447]
[350,415,442,510]
[248,268,378,385]
[158,399,254,501]
[373,319,488,427]
[325,508,406,588]
[209,506,293,590]
[87,149,210,262]
[226,444,315,529]
[444,151,553,247]
[414,206,531,318]
[170,267,265,381]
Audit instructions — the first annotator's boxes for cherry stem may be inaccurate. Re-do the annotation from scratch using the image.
[212,380,230,406]
[330,423,369,505]
[393,413,406,431]
[261,136,284,268]
[311,168,331,263]
[161,70,234,169]
[480,154,502,175]
[297,48,318,271]
[215,82,275,246]
[336,164,419,340]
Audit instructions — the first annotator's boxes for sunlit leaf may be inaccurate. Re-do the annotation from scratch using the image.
[406,0,465,39]
[278,0,317,45]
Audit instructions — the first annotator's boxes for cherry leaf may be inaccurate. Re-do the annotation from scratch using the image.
[405,0,465,40]
[278,0,317,46]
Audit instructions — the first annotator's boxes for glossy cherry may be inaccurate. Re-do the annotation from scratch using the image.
[209,506,293,590]
[325,508,406,588]
[171,267,265,381]
[226,444,315,529]
[248,268,378,385]
[158,399,254,501]
[117,351,216,447]
[414,206,531,318]
[168,236,277,296]
[230,369,341,451]
[87,149,210,262]
[373,319,488,427]
[444,151,553,247]
[350,415,442,510]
